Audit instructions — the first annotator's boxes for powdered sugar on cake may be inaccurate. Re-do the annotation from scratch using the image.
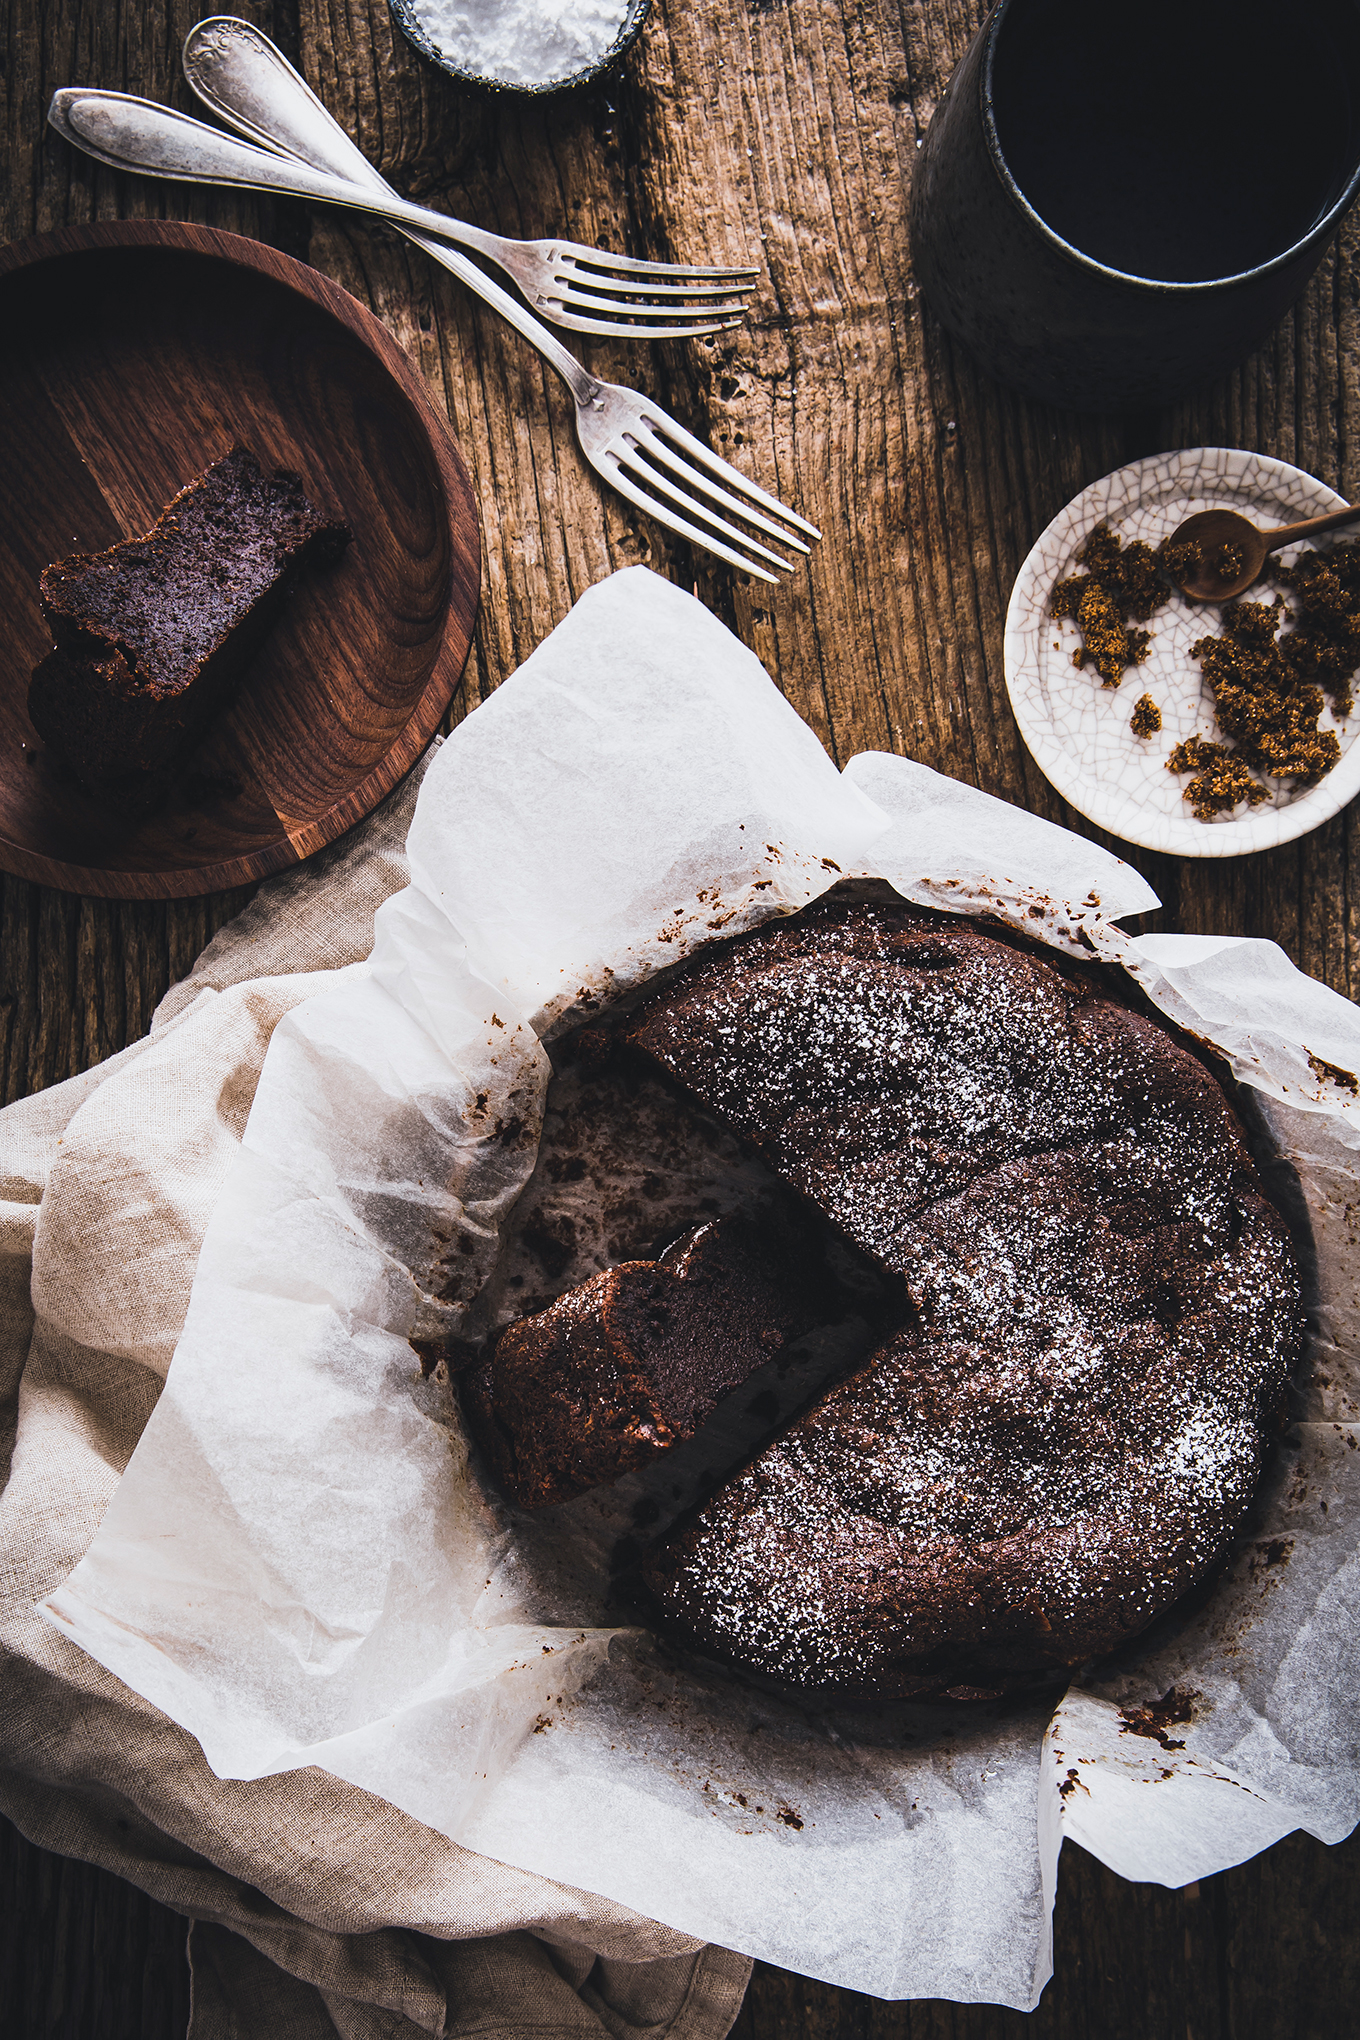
[631,898,1304,1699]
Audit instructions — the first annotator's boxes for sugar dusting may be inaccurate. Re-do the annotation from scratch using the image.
[636,901,1305,1697]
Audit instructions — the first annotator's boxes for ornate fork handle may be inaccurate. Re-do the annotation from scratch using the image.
[49,89,547,272]
[46,73,817,577]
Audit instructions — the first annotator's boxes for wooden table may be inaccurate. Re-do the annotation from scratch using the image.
[2,1,1357,2033]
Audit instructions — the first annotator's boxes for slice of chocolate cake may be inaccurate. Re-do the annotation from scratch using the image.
[29,445,350,802]
[619,899,1304,1699]
[462,1215,825,1510]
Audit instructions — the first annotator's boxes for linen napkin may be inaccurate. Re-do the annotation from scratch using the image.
[0,748,750,2040]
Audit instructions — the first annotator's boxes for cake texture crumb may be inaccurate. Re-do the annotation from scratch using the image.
[1130,692,1162,738]
[29,445,350,804]
[1166,734,1272,820]
[1051,523,1164,686]
[1049,525,1356,821]
[1190,597,1341,789]
[463,1215,824,1509]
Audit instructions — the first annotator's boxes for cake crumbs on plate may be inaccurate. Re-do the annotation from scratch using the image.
[1051,523,1167,686]
[1272,539,1360,719]
[1161,535,1246,586]
[1166,736,1271,821]
[1051,524,1358,822]
[1130,693,1162,738]
[1191,597,1341,787]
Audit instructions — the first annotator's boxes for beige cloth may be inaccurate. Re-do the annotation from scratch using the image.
[0,748,751,2040]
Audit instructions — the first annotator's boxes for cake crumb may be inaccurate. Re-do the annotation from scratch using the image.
[1167,735,1271,820]
[1272,540,1360,719]
[1191,597,1341,787]
[1051,523,1164,686]
[1159,536,1201,585]
[1307,1051,1359,1094]
[1130,693,1162,738]
[1051,528,1357,821]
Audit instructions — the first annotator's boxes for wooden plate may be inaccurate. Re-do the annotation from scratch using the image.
[0,220,480,898]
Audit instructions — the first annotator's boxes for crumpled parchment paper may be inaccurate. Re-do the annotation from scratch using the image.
[43,567,1360,2008]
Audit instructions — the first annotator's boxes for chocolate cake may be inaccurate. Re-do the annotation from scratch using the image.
[464,1216,824,1509]
[620,898,1304,1700]
[29,445,350,801]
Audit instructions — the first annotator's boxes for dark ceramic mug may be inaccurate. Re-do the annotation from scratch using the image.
[910,0,1360,411]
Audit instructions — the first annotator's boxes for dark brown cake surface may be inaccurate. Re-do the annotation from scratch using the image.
[630,898,1304,1699]
[29,445,349,798]
[465,1215,824,1510]
[624,898,1254,1273]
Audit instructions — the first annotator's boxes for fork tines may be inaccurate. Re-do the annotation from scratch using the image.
[608,402,820,584]
[557,245,760,283]
[549,246,756,335]
[546,298,748,338]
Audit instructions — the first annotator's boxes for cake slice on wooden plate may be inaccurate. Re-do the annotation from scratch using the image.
[29,444,349,805]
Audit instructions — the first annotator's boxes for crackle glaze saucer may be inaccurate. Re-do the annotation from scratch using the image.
[1004,448,1360,858]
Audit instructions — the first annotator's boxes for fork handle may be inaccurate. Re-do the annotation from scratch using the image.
[184,16,383,190]
[47,87,511,269]
[406,230,599,406]
[176,23,600,406]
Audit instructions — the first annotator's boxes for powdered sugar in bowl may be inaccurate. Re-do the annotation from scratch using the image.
[390,0,650,92]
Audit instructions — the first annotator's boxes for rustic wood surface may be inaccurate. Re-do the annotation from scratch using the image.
[2,0,1358,2032]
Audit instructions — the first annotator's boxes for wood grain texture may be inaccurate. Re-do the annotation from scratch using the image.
[3,0,1359,2031]
[3,1813,1357,2038]
[0,1817,192,2040]
[0,219,479,895]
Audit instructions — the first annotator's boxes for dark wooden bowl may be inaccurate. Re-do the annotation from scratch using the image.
[0,220,480,897]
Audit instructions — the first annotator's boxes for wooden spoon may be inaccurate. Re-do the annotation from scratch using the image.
[1164,502,1360,600]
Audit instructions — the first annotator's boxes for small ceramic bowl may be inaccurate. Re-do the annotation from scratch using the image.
[1003,447,1360,858]
[389,0,651,95]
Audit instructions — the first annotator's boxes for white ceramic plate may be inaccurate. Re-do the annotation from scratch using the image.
[1004,448,1360,857]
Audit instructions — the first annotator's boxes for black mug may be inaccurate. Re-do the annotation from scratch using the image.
[910,0,1360,411]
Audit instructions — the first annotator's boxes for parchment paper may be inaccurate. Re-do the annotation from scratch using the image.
[43,568,1360,2008]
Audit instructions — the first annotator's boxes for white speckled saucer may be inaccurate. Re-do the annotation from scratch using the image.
[1004,448,1360,858]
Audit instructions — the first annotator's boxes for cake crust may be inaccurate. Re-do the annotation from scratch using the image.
[626,899,1304,1699]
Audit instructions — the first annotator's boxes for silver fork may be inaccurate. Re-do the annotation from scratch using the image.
[47,58,754,342]
[193,39,818,582]
[49,43,819,578]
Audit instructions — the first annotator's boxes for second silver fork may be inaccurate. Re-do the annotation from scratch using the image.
[55,14,756,342]
[179,21,820,580]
